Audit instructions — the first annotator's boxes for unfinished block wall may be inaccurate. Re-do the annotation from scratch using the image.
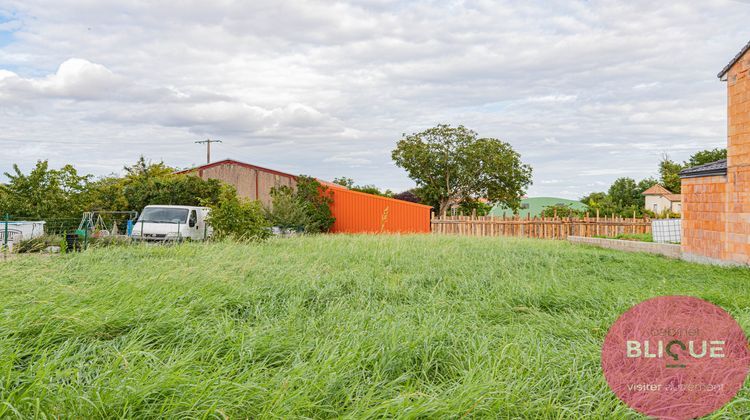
[726,50,750,264]
[681,175,727,261]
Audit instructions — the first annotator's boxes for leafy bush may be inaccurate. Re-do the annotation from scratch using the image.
[541,204,584,218]
[392,189,422,204]
[289,176,335,233]
[265,186,311,231]
[207,187,271,241]
[458,199,492,216]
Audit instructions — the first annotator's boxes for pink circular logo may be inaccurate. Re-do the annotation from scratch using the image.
[602,296,750,419]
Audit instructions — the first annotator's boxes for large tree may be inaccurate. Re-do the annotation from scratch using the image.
[659,156,683,194]
[685,148,727,167]
[658,149,727,194]
[608,177,641,210]
[391,124,532,215]
[0,160,90,219]
[332,176,393,197]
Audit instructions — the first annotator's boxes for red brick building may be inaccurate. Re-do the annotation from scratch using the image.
[680,41,750,265]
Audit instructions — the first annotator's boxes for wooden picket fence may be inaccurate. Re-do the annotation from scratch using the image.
[430,214,652,240]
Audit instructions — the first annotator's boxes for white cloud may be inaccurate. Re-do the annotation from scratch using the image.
[0,58,123,100]
[0,0,748,199]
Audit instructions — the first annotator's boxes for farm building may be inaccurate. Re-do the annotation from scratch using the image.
[680,40,750,265]
[177,159,431,234]
[641,185,681,214]
[490,197,587,218]
[176,159,297,208]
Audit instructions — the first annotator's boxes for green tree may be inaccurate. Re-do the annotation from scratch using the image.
[294,176,335,233]
[0,160,90,219]
[685,148,727,167]
[83,176,129,211]
[391,124,532,215]
[659,156,683,194]
[117,157,224,211]
[392,189,423,204]
[333,176,393,197]
[637,177,659,193]
[608,178,641,211]
[541,204,583,218]
[332,177,355,189]
[124,156,175,180]
[457,199,492,216]
[581,192,617,216]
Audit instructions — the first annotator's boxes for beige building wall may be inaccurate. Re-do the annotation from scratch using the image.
[644,195,672,214]
[183,160,297,207]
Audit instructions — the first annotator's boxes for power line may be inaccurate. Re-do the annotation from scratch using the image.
[194,138,222,164]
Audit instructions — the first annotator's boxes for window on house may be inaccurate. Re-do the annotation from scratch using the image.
[653,204,658,212]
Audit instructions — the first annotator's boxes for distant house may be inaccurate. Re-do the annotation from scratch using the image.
[490,197,587,218]
[641,185,681,214]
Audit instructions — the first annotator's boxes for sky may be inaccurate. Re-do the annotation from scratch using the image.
[0,1,748,199]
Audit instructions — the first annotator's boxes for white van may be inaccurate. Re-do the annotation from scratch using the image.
[131,205,212,241]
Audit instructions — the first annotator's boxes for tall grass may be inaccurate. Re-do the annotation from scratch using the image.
[1,235,749,418]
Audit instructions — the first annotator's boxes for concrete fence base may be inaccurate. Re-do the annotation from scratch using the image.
[567,236,682,259]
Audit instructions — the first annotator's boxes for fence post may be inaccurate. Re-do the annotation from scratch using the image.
[3,213,8,251]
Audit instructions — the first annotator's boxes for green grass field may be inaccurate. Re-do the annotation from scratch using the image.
[2,235,749,418]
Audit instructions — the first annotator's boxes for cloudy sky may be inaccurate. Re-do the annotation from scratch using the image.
[0,1,748,198]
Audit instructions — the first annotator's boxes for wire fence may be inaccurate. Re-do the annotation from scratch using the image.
[651,219,682,244]
[0,211,213,254]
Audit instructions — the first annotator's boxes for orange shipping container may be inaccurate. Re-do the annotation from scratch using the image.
[328,186,432,233]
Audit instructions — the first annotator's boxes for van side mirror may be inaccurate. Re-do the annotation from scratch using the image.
[189,219,196,228]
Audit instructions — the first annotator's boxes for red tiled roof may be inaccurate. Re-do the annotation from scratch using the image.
[664,194,681,202]
[641,184,673,196]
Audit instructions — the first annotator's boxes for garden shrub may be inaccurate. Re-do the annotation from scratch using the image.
[267,176,334,233]
[540,204,584,218]
[265,186,311,232]
[207,187,271,241]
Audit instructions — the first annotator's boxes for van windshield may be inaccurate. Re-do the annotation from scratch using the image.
[139,208,189,224]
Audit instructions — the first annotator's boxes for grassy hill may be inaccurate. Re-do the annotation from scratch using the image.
[1,235,749,418]
[490,197,588,218]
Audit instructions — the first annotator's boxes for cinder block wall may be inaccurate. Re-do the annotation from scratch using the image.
[681,175,727,261]
[726,48,750,264]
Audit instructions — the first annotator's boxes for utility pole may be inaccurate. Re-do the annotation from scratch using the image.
[195,138,222,164]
